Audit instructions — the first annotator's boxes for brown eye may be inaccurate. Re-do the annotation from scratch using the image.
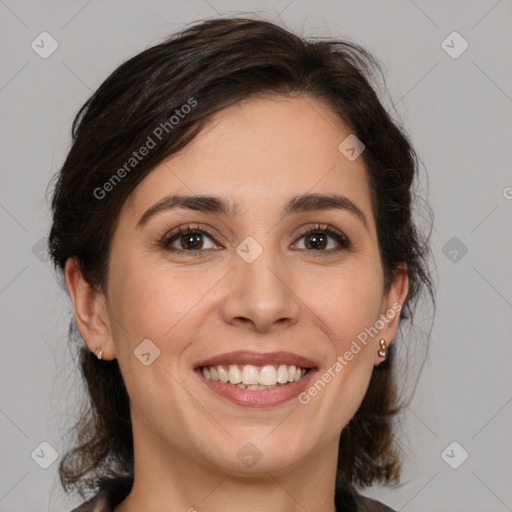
[305,232,330,250]
[161,225,220,254]
[174,232,207,250]
[293,224,351,253]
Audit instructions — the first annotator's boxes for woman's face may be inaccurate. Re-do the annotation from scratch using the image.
[71,94,407,477]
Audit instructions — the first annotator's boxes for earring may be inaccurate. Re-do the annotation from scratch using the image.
[96,347,103,360]
[378,339,388,358]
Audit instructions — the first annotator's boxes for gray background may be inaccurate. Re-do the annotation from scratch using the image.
[1,0,511,511]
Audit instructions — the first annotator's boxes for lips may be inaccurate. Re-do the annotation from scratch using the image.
[194,351,318,408]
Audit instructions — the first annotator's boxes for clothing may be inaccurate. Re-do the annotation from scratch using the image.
[70,476,396,512]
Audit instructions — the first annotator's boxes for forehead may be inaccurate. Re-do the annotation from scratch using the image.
[123,94,374,228]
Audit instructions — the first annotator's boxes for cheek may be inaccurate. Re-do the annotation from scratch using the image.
[107,256,219,356]
[310,266,384,347]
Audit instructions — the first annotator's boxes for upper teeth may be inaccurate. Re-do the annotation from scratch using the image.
[201,364,307,386]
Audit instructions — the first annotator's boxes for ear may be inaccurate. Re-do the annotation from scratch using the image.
[64,257,116,360]
[374,262,409,365]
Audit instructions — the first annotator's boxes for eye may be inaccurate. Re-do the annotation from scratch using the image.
[160,224,221,255]
[160,222,351,257]
[291,223,351,254]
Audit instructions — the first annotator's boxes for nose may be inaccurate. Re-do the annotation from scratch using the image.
[220,246,301,333]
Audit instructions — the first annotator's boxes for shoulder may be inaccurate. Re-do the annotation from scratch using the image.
[69,476,133,512]
[354,493,397,512]
[335,476,396,512]
[69,490,111,512]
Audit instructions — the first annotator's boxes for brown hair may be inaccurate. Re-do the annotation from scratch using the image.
[48,16,435,498]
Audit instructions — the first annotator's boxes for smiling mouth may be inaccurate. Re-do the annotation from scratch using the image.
[199,364,310,390]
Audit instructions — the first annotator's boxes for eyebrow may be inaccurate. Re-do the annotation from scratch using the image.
[136,193,369,231]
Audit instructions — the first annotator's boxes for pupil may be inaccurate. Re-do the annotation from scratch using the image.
[182,234,202,250]
[307,233,326,250]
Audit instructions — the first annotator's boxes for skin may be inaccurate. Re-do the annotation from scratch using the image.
[65,94,408,512]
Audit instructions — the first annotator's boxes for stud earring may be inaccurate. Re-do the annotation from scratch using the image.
[378,339,388,358]
[96,347,103,360]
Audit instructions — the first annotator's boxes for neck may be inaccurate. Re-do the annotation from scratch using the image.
[115,423,340,512]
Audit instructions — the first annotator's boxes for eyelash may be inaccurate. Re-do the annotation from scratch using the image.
[160,223,351,257]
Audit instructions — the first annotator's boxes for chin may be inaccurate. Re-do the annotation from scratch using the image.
[201,428,318,476]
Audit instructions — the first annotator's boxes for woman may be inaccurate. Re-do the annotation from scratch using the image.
[48,16,434,512]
